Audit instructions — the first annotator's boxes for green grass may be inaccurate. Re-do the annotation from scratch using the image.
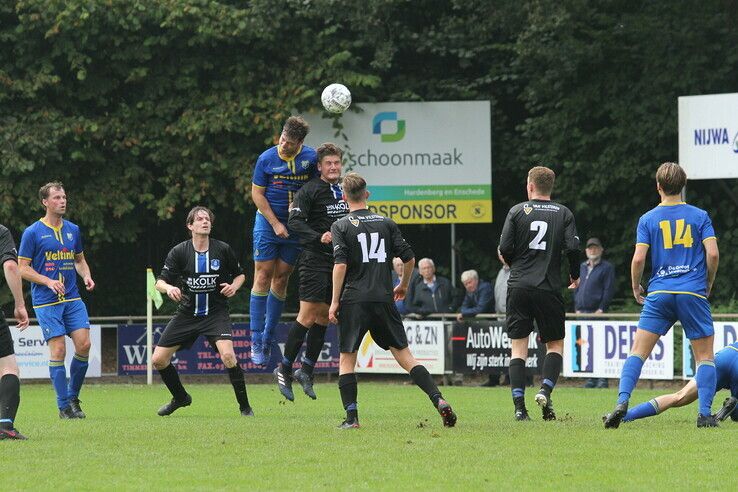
[3,382,735,491]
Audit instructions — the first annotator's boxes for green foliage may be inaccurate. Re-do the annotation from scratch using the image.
[2,1,738,314]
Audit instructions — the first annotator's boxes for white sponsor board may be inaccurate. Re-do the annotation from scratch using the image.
[563,321,673,380]
[356,321,445,375]
[11,325,102,379]
[678,92,738,180]
[682,322,738,379]
[305,101,492,224]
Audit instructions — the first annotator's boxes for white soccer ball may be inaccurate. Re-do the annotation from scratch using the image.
[321,83,352,114]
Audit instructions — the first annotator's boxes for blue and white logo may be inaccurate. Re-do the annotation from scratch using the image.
[66,232,73,241]
[694,127,738,154]
[733,131,738,154]
[210,259,220,271]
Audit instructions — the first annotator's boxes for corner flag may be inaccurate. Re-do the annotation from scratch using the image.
[147,268,163,309]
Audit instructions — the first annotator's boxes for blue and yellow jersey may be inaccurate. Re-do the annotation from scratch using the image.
[715,341,738,396]
[252,145,317,222]
[18,219,84,308]
[636,202,716,297]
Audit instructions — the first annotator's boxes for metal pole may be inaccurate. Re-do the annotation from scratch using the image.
[146,269,153,385]
[450,223,456,287]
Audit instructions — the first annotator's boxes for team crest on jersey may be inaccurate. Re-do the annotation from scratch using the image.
[66,232,73,241]
[523,204,533,215]
[301,160,310,169]
[349,216,359,227]
[210,259,220,271]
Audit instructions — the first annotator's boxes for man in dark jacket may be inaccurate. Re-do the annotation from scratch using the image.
[456,270,494,321]
[406,258,455,316]
[575,237,615,389]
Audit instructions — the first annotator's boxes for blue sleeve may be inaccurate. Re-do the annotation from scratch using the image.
[18,226,35,260]
[252,155,268,187]
[599,262,616,311]
[636,216,650,246]
[700,211,716,241]
[74,225,84,254]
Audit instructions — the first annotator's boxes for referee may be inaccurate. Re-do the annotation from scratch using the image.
[498,166,580,421]
[328,173,457,429]
[152,207,253,417]
[275,143,348,401]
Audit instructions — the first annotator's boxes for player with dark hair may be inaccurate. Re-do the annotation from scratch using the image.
[0,224,30,440]
[153,206,253,416]
[498,166,581,421]
[604,162,720,428]
[275,143,348,401]
[620,342,737,424]
[250,116,318,365]
[18,182,95,419]
[328,172,456,429]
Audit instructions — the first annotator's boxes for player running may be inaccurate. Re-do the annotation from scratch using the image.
[275,143,347,401]
[498,166,580,421]
[249,116,317,365]
[604,162,720,428]
[0,224,30,440]
[328,172,457,429]
[153,207,253,417]
[18,182,95,419]
[620,342,738,424]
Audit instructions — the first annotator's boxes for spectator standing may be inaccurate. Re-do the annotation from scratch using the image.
[575,237,615,389]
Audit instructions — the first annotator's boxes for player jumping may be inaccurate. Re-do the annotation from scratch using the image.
[604,162,720,428]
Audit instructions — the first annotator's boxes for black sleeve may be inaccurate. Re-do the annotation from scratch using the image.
[331,221,349,264]
[225,244,245,279]
[0,225,18,266]
[389,220,414,262]
[498,207,517,263]
[564,209,581,279]
[159,244,182,284]
[288,186,321,245]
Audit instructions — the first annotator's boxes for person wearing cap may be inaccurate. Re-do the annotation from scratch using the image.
[575,237,615,389]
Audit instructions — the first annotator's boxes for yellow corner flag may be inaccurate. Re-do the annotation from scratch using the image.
[146,268,163,309]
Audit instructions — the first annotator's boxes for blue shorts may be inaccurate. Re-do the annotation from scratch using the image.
[252,213,301,265]
[638,293,714,340]
[35,300,90,341]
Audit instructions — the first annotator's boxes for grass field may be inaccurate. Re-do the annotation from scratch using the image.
[2,381,735,491]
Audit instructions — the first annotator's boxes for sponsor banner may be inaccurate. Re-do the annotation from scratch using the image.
[563,321,674,380]
[451,320,544,373]
[678,92,738,180]
[305,101,492,224]
[117,322,339,375]
[356,320,445,375]
[12,325,102,379]
[682,323,738,379]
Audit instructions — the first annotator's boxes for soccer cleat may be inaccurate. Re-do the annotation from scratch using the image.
[293,368,317,400]
[59,406,77,419]
[697,413,719,428]
[715,396,737,422]
[437,399,457,427]
[0,428,28,440]
[250,340,265,366]
[338,419,360,429]
[535,391,556,421]
[262,339,273,364]
[603,402,628,429]
[157,394,192,416]
[69,398,86,419]
[513,396,530,421]
[240,407,255,417]
[274,367,294,402]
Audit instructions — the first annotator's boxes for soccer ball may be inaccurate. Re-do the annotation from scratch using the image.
[321,83,352,114]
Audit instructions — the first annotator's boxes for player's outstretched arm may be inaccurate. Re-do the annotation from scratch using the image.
[3,260,29,330]
[18,257,65,296]
[74,252,95,291]
[630,244,649,304]
[703,237,719,297]
[156,278,181,302]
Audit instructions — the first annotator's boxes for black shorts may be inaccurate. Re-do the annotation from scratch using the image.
[299,265,332,304]
[506,287,565,344]
[157,310,233,350]
[338,302,408,353]
[0,318,13,358]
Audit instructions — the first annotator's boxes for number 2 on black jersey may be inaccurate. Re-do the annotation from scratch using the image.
[357,232,387,263]
[529,221,548,250]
